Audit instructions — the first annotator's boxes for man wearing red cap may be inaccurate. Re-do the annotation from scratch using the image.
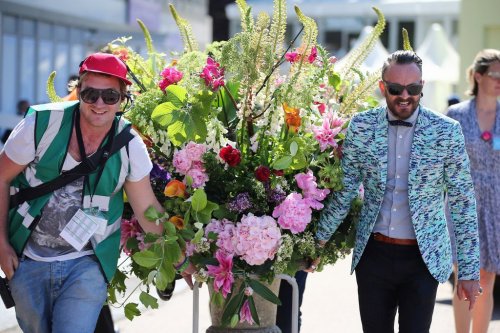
[0,53,188,332]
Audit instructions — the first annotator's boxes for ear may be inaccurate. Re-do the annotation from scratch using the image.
[378,80,386,95]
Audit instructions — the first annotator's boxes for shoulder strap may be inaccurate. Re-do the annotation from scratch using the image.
[9,125,134,209]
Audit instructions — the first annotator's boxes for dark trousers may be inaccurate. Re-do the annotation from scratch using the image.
[355,236,438,333]
[276,270,308,333]
[94,305,115,333]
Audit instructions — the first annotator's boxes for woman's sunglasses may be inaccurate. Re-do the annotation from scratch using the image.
[383,81,423,96]
[80,88,122,105]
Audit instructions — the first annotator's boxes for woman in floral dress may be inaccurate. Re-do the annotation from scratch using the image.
[447,49,500,333]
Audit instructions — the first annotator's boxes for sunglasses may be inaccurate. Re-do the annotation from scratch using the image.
[486,71,500,80]
[383,81,423,96]
[80,88,122,105]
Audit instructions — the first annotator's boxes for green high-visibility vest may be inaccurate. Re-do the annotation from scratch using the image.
[8,101,132,281]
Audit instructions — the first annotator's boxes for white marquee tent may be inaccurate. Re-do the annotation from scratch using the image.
[416,23,460,113]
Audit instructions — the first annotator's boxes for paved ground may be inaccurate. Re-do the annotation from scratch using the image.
[2,256,499,332]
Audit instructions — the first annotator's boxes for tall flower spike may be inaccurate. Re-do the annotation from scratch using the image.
[169,4,199,53]
[338,7,386,78]
[46,71,63,103]
[294,6,318,55]
[402,28,414,51]
[137,19,155,55]
[269,0,287,57]
[236,0,254,33]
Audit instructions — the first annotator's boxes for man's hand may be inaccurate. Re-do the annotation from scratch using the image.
[0,242,18,280]
[456,279,482,310]
[305,256,321,273]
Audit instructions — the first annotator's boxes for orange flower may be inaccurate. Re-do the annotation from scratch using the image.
[283,103,301,132]
[164,179,186,198]
[168,216,184,229]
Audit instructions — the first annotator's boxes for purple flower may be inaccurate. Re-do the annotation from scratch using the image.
[227,192,253,213]
[150,163,171,181]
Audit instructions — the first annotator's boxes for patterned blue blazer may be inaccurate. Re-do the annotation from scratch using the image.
[317,105,479,283]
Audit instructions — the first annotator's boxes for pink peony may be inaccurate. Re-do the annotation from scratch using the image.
[206,250,234,298]
[240,300,254,324]
[184,142,207,162]
[272,193,312,234]
[186,167,209,188]
[172,150,192,174]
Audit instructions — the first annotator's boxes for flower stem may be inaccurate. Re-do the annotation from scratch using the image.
[255,26,304,97]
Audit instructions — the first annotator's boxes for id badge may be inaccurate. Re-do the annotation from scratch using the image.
[60,209,100,251]
[83,207,108,236]
[493,136,500,151]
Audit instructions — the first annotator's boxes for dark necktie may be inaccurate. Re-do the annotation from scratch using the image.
[388,119,412,127]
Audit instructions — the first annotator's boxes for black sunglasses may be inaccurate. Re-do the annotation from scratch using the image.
[383,81,423,96]
[80,88,122,105]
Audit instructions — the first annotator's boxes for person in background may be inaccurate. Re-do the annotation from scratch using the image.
[1,100,29,145]
[310,50,481,333]
[447,48,500,333]
[0,53,192,333]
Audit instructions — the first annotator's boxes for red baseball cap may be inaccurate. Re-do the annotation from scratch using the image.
[79,53,132,85]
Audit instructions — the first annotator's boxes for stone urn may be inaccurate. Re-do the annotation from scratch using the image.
[206,278,282,333]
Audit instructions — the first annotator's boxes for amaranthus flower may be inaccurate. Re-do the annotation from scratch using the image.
[200,57,225,91]
[206,250,234,298]
[164,179,186,198]
[240,300,254,324]
[120,217,144,256]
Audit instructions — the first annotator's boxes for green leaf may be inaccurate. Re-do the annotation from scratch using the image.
[165,85,187,107]
[273,155,293,170]
[164,242,182,264]
[193,228,204,243]
[192,201,219,224]
[191,189,208,211]
[139,291,159,309]
[132,250,161,268]
[124,303,141,320]
[328,72,342,91]
[289,141,299,156]
[247,279,281,305]
[147,270,157,284]
[144,206,161,221]
[222,290,245,326]
[152,102,179,128]
[211,289,224,307]
[248,296,260,326]
[163,219,177,236]
[156,260,176,290]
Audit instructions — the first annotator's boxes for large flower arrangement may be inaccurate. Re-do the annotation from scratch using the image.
[48,0,385,325]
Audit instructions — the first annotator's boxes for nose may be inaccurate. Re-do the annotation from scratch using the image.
[400,88,410,98]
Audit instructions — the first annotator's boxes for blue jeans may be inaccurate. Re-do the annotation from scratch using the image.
[9,255,107,333]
